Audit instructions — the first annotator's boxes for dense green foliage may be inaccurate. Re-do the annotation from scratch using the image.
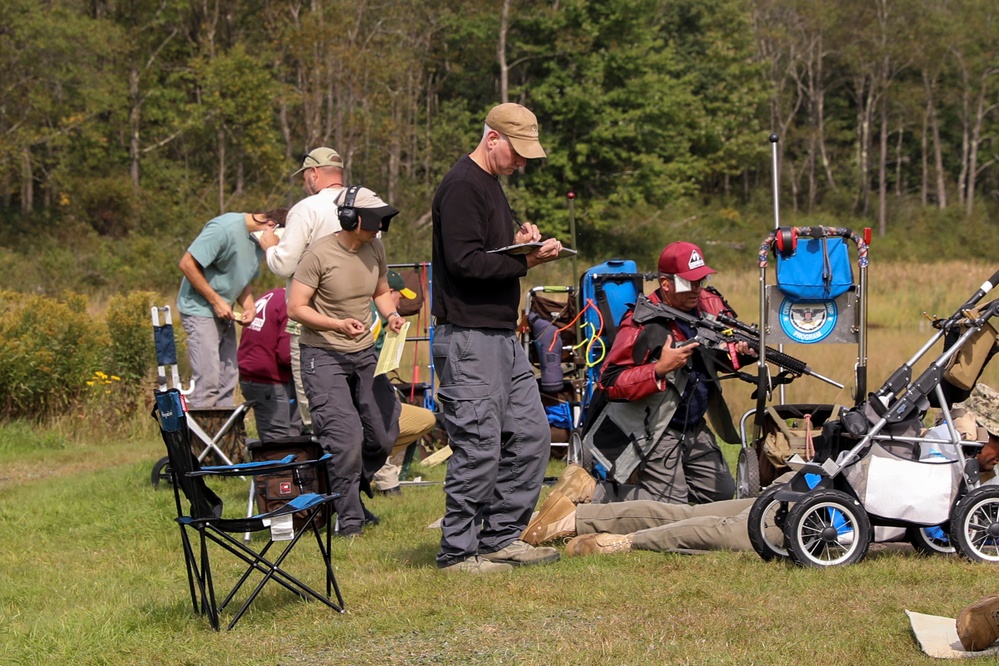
[0,290,150,421]
[0,291,108,418]
[2,0,998,297]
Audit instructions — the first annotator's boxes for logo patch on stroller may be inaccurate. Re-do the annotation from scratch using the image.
[778,299,838,343]
[279,481,293,495]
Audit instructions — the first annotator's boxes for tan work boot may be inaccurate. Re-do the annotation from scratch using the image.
[565,533,634,557]
[480,539,560,566]
[439,555,514,574]
[956,594,999,651]
[521,492,577,545]
[550,464,597,504]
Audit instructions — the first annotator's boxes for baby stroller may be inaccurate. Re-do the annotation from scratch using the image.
[748,270,999,567]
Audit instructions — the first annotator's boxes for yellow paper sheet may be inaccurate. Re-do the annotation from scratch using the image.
[375,321,410,376]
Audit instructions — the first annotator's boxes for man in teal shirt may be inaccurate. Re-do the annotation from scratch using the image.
[177,209,286,407]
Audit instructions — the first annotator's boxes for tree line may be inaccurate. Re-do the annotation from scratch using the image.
[2,0,998,292]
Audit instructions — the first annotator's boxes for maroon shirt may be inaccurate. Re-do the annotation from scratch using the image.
[237,288,293,384]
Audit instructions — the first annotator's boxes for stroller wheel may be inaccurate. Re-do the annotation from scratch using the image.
[907,525,955,556]
[736,447,761,498]
[950,485,999,563]
[748,483,791,561]
[151,455,173,489]
[784,489,871,567]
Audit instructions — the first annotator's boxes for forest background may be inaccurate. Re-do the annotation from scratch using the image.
[3,0,999,420]
[4,0,999,297]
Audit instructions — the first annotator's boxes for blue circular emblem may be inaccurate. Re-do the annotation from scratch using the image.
[778,299,838,344]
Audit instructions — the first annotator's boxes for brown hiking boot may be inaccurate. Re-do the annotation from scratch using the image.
[521,492,577,545]
[550,464,597,504]
[957,594,999,651]
[480,539,560,566]
[439,555,514,575]
[565,533,634,557]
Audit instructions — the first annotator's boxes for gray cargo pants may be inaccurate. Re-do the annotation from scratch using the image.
[301,344,400,534]
[432,325,550,567]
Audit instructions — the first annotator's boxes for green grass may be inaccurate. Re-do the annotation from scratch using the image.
[6,258,999,664]
[3,422,999,665]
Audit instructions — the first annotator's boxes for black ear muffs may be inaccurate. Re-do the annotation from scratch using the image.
[338,185,361,231]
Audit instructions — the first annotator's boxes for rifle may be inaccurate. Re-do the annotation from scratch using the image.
[631,296,844,389]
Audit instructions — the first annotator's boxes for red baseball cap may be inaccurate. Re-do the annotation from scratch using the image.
[657,241,716,281]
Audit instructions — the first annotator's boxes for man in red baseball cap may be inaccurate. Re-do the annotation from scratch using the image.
[524,242,751,542]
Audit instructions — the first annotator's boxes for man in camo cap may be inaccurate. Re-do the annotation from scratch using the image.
[960,383,999,479]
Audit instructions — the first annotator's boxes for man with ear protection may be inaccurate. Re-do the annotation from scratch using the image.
[286,186,402,537]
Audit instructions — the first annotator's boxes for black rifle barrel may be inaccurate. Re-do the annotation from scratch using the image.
[634,298,844,389]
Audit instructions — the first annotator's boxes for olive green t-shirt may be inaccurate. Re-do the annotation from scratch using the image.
[293,234,387,352]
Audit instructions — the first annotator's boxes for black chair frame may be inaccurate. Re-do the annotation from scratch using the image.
[155,388,345,630]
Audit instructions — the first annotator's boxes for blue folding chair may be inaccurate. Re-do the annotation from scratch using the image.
[155,388,344,630]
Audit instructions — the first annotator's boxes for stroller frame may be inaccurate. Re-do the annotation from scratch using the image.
[751,271,999,567]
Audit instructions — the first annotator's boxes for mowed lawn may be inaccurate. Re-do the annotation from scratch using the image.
[2,421,998,666]
[5,260,999,664]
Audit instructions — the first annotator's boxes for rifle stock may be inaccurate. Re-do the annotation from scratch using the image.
[632,297,844,389]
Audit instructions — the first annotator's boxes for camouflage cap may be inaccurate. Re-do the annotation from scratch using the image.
[960,383,999,436]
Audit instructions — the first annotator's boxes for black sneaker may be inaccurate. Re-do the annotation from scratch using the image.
[362,503,380,526]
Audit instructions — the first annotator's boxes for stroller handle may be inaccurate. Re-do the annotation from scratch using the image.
[956,268,999,316]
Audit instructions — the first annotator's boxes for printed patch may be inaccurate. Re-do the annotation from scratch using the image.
[778,299,838,344]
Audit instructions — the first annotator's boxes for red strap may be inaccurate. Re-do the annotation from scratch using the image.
[726,342,741,370]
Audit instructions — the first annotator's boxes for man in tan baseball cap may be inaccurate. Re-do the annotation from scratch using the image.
[429,102,564,574]
[291,147,344,177]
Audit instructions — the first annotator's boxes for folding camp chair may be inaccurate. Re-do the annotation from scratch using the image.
[150,305,253,488]
[154,388,344,630]
[518,285,587,463]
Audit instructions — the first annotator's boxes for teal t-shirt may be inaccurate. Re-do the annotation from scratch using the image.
[177,212,262,318]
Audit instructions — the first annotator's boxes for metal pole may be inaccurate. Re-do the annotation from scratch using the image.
[567,191,581,379]
[770,133,781,230]
[768,134,785,403]
[567,191,578,284]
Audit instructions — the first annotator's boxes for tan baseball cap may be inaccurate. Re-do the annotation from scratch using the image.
[485,103,547,159]
[292,147,344,176]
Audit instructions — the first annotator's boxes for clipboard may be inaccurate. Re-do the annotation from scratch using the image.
[487,242,576,258]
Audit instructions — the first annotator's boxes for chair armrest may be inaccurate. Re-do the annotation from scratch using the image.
[190,453,332,478]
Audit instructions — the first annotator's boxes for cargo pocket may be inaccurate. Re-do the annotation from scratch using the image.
[435,383,490,443]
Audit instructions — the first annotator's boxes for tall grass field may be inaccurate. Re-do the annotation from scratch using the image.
[3,261,999,665]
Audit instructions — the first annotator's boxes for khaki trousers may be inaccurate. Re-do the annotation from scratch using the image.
[575,498,755,553]
[372,403,437,490]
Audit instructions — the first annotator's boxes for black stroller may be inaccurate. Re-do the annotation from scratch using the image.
[748,270,999,567]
